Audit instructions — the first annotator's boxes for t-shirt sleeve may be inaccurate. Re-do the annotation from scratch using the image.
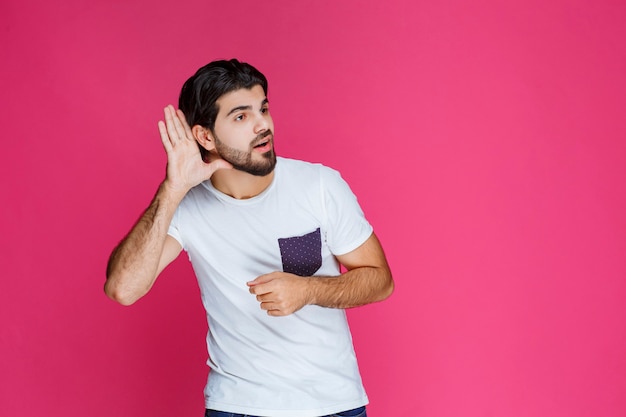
[320,167,373,256]
[167,205,184,249]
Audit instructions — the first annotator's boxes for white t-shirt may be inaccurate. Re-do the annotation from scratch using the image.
[168,157,373,417]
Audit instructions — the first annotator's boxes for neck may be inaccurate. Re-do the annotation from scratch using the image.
[210,168,274,200]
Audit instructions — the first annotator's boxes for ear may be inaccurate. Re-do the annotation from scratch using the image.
[192,125,216,152]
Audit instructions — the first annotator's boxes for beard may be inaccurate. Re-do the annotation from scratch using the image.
[213,130,276,177]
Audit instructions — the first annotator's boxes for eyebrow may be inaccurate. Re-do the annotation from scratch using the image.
[225,98,269,117]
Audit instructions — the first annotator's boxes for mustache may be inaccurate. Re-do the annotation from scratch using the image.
[251,130,273,147]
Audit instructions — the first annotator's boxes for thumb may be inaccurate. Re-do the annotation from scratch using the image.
[205,159,233,177]
[247,274,273,287]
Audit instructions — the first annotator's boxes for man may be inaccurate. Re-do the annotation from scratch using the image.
[105,59,393,417]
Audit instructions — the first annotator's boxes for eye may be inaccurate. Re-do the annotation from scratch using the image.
[235,114,245,121]
[261,106,269,114]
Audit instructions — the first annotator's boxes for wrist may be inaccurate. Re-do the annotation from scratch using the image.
[159,180,188,204]
[304,276,328,307]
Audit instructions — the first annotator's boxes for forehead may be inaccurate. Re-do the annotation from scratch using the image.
[216,85,266,117]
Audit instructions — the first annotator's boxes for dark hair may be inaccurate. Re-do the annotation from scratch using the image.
[178,59,268,160]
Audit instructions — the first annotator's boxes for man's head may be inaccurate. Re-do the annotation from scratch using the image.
[178,59,270,168]
[179,59,268,129]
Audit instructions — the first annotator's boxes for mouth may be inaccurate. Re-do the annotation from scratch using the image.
[252,132,273,152]
[253,139,270,148]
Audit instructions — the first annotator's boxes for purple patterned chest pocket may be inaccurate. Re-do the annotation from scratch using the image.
[278,228,322,277]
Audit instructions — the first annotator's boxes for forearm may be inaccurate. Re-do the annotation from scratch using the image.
[308,265,394,309]
[249,234,393,315]
[105,181,184,305]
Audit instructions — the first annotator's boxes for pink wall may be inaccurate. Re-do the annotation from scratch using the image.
[1,0,625,416]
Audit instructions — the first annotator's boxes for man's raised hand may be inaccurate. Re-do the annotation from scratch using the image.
[158,105,231,196]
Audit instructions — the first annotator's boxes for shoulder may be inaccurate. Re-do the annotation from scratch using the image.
[277,157,342,182]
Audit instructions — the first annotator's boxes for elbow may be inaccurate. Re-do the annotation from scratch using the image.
[105,257,151,306]
[375,268,394,303]
[109,293,138,307]
[380,275,395,302]
[104,275,141,306]
[105,285,140,306]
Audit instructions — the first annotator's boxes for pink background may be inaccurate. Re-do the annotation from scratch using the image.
[1,0,625,416]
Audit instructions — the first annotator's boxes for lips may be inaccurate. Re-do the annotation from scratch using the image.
[252,132,273,149]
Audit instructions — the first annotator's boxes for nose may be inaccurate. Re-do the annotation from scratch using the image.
[254,113,270,134]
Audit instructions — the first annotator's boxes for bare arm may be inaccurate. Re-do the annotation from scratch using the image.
[105,106,231,305]
[104,186,184,305]
[247,233,393,316]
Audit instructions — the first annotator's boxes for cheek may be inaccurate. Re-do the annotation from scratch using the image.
[215,126,247,147]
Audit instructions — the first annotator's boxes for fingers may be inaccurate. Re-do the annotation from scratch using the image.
[255,293,271,302]
[158,106,178,150]
[248,284,266,296]
[264,305,287,317]
[157,105,231,191]
[160,105,192,145]
[259,299,289,317]
[176,109,194,139]
[247,274,274,288]
[158,120,172,152]
[170,107,188,142]
[248,277,281,314]
[247,273,307,316]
